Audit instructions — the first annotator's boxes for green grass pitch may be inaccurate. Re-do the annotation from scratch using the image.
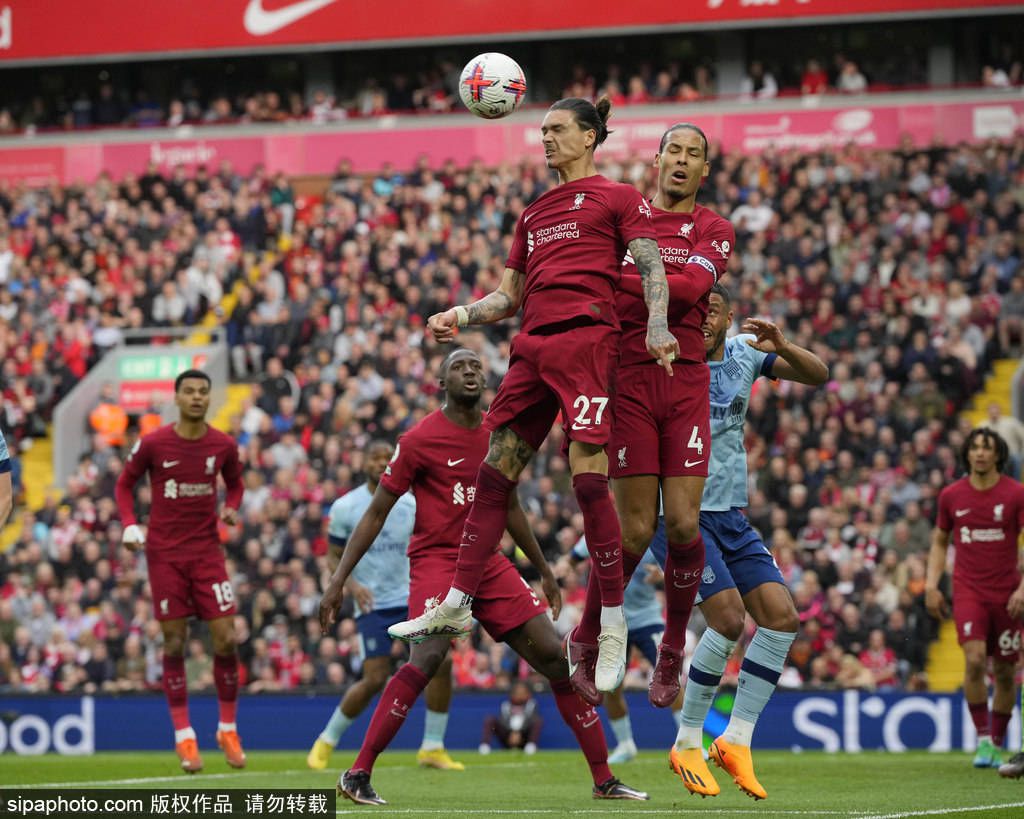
[5,750,1024,817]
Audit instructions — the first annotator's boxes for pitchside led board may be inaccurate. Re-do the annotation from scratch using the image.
[0,0,1020,64]
[117,352,208,413]
[1,692,1021,755]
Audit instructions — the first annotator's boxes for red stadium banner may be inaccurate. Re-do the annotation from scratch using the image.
[0,0,1020,63]
[0,98,1019,185]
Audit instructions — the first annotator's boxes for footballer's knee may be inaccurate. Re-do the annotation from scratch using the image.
[993,663,1015,687]
[620,513,656,556]
[762,605,799,634]
[409,639,449,679]
[363,667,390,692]
[706,608,745,642]
[963,656,987,682]
[664,512,699,546]
[160,622,188,657]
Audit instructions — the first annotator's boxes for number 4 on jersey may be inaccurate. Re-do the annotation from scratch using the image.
[688,426,704,455]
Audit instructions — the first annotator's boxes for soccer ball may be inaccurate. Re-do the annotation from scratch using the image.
[459,53,527,120]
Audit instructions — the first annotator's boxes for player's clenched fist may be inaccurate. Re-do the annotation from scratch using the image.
[427,309,461,343]
[122,524,146,551]
[925,587,949,620]
[646,323,680,376]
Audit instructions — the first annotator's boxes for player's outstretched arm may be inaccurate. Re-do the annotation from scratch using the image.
[0,470,11,528]
[924,528,951,620]
[318,485,401,634]
[629,237,679,374]
[744,318,829,385]
[506,492,562,620]
[427,267,524,343]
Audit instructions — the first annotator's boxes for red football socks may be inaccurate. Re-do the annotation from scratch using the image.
[551,678,613,785]
[621,549,643,587]
[573,473,624,608]
[163,654,190,731]
[968,700,990,738]
[662,535,705,651]
[351,664,430,774]
[213,653,240,725]
[992,709,1012,747]
[450,463,515,597]
[576,548,643,645]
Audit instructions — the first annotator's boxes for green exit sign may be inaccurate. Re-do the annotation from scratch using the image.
[118,353,205,381]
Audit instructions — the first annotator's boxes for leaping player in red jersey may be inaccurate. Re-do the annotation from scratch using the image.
[319,349,648,806]
[926,427,1024,771]
[570,123,734,706]
[389,97,679,698]
[115,369,246,774]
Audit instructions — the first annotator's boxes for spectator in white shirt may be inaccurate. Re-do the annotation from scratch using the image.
[740,61,778,100]
[837,61,868,94]
[730,190,776,234]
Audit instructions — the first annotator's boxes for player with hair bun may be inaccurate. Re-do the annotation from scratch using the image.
[389,97,678,697]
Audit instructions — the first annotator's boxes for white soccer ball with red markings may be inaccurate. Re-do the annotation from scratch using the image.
[459,53,527,120]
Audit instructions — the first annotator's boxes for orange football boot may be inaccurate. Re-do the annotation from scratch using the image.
[709,736,767,800]
[669,746,720,797]
[175,737,204,773]
[217,729,247,769]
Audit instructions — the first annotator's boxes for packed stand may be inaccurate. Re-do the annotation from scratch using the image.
[1,136,1023,696]
[2,33,1021,136]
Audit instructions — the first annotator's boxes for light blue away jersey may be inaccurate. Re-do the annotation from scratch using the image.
[702,334,776,512]
[0,427,10,473]
[573,537,663,630]
[328,484,416,616]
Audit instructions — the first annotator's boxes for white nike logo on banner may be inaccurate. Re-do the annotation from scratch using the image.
[243,0,338,36]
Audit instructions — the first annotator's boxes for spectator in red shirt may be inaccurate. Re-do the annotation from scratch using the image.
[859,628,899,688]
[801,59,829,95]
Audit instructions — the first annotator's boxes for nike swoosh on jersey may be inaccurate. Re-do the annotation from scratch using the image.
[684,459,705,468]
[447,458,466,466]
[162,460,180,468]
[955,509,970,517]
[243,0,338,36]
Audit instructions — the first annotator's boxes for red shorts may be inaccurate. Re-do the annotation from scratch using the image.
[609,362,710,479]
[408,550,547,640]
[954,591,1021,661]
[486,322,617,450]
[147,550,236,622]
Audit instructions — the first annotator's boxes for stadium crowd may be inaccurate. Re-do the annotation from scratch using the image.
[0,40,1020,135]
[0,132,1023,698]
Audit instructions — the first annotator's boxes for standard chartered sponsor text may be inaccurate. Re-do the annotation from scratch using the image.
[535,221,579,245]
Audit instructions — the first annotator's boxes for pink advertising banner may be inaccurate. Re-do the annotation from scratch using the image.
[0,99,1020,186]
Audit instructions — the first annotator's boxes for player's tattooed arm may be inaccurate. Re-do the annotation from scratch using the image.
[629,237,669,325]
[427,267,524,343]
[483,426,535,481]
[628,237,680,374]
[466,266,525,324]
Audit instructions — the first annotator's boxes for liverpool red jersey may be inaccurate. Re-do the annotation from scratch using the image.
[115,424,244,557]
[506,174,656,333]
[936,475,1024,598]
[379,410,489,560]
[617,203,734,366]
